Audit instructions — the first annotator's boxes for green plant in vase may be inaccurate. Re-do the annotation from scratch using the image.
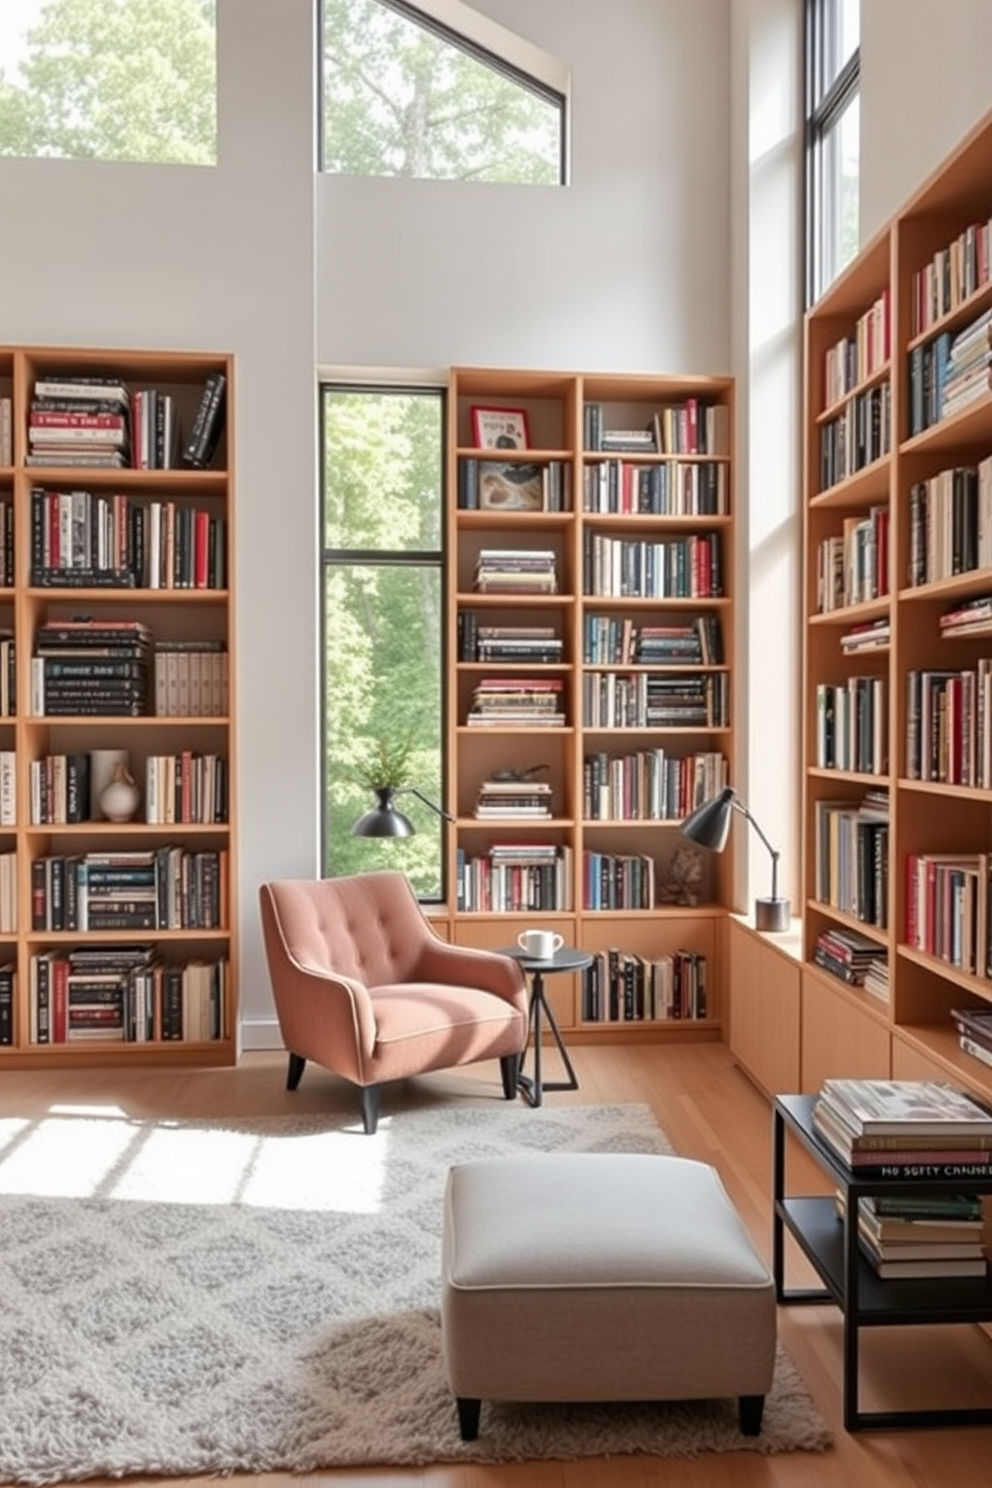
[355,733,415,793]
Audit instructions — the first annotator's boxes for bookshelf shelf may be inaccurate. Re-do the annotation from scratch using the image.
[801,104,992,1103]
[0,343,236,1067]
[448,365,735,1040]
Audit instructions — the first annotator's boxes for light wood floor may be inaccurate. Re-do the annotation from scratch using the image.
[4,1041,992,1487]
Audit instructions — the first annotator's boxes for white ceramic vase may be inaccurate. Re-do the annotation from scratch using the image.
[99,762,140,823]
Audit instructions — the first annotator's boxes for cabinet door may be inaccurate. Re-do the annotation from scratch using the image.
[728,919,800,1096]
[800,966,891,1092]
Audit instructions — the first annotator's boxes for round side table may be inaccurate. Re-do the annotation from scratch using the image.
[499,945,593,1108]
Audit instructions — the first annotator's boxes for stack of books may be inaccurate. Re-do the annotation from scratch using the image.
[467,677,565,727]
[941,306,992,420]
[634,617,722,665]
[813,925,885,987]
[473,777,553,819]
[475,625,562,664]
[840,618,891,654]
[473,549,557,594]
[862,954,891,1003]
[839,1190,988,1279]
[28,375,132,469]
[31,618,153,717]
[939,593,992,639]
[813,1077,992,1207]
[951,1006,992,1072]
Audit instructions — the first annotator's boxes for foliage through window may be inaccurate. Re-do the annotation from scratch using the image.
[321,0,564,183]
[805,0,859,305]
[321,385,446,900]
[0,0,216,164]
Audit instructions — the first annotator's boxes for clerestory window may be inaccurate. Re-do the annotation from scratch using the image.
[320,0,566,184]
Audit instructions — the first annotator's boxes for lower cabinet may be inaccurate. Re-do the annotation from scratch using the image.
[727,915,801,1097]
[800,964,891,1092]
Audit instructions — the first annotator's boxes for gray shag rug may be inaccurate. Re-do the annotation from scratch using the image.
[0,1100,831,1482]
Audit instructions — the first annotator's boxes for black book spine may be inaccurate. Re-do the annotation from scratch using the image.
[0,970,12,1045]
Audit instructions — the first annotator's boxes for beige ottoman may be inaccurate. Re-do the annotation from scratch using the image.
[441,1151,776,1440]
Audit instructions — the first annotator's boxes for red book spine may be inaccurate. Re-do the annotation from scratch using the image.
[51,956,68,1043]
[31,411,126,430]
[194,510,210,588]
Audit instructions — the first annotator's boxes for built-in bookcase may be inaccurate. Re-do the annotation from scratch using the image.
[447,366,735,1042]
[0,344,236,1068]
[802,104,992,1100]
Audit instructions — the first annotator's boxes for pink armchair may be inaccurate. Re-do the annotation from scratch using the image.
[258,872,529,1133]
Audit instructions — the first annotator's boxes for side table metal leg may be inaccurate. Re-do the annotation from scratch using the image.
[531,976,544,1107]
[843,1198,861,1431]
[772,1110,785,1299]
[540,993,579,1092]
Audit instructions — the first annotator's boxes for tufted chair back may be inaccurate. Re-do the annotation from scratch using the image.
[264,871,427,987]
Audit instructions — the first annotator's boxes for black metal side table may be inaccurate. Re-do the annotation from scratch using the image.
[499,945,593,1108]
[773,1092,992,1431]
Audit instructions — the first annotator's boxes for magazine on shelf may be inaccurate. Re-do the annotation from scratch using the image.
[819,1078,992,1137]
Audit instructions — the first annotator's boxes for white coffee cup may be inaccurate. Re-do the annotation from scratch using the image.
[517,929,564,961]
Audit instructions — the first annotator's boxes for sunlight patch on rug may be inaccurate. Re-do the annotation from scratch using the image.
[0,1102,832,1482]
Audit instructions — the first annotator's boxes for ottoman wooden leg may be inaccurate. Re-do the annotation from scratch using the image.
[739,1393,764,1435]
[456,1396,481,1441]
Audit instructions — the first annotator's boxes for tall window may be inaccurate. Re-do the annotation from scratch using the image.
[320,385,446,899]
[0,0,216,164]
[805,0,860,304]
[320,0,565,184]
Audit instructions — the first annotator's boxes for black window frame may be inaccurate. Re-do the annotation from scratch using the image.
[804,0,861,307]
[318,379,450,902]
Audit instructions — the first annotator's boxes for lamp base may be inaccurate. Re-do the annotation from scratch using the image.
[754,897,791,933]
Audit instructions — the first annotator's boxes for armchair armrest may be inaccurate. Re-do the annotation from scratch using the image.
[269,946,379,1062]
[413,936,527,1009]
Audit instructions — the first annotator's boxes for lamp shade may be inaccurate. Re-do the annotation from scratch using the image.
[680,786,735,852]
[351,788,415,838]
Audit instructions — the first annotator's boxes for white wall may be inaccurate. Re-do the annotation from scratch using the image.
[316,0,732,374]
[730,0,803,922]
[860,0,992,241]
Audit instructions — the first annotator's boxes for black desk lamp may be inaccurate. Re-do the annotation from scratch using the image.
[352,786,454,837]
[680,785,790,932]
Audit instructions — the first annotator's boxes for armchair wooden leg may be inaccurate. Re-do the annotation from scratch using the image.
[499,1052,521,1100]
[286,1053,306,1090]
[360,1083,382,1135]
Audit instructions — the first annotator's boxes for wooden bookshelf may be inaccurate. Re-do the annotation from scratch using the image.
[447,366,735,1042]
[802,103,992,1102]
[0,344,236,1067]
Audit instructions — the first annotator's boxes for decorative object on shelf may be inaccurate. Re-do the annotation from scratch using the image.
[681,786,790,931]
[478,462,544,510]
[658,844,705,907]
[88,748,132,820]
[98,761,141,823]
[351,785,454,838]
[470,405,529,450]
[491,764,550,782]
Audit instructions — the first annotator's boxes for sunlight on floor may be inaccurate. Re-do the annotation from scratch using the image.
[0,1106,391,1212]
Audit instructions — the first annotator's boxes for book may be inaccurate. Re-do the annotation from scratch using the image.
[819,1078,992,1137]
[33,376,130,406]
[858,1245,988,1280]
[183,372,226,468]
[813,1094,992,1151]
